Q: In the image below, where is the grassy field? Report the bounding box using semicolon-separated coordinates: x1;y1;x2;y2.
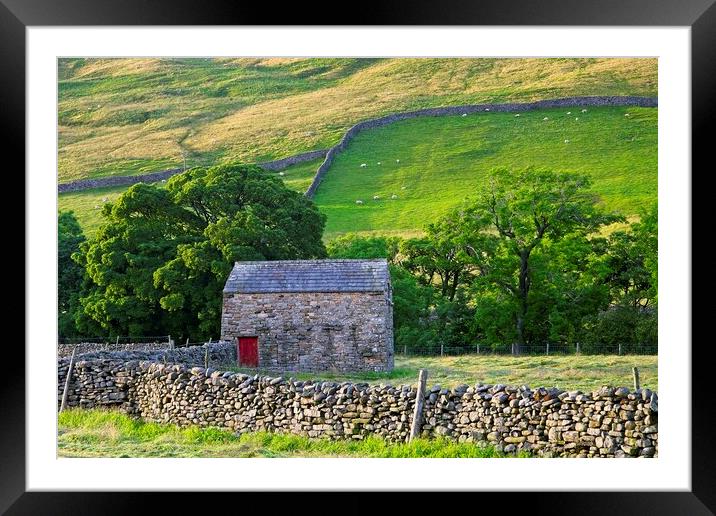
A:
313;106;657;238
225;353;658;393
60;106;656;239
57;158;321;237
58;409;523;458
58;58;657;182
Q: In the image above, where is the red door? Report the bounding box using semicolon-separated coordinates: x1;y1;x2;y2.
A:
238;337;259;367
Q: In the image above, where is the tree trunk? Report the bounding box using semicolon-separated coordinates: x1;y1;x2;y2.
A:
515;251;531;355
449;271;459;301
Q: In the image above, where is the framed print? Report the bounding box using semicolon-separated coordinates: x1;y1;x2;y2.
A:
6;0;712;513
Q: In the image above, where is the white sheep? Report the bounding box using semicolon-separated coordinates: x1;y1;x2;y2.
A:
624;113;631;117
564;139;570;143
581;109;588;113
575;117;579;120
360;163;367;168
94;205;100;209
279;172;285;176
391;194;398;199
373;195;380;200
543;117;549;121
377;162;381;165
355;200;363;205
161;179;167;183
484;108;490;111
401;186;407;190
514;114;521;117
461;113;467;117
102;197;108;202
566;111;572;115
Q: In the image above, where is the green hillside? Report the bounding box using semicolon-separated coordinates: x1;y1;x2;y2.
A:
58;57;657;182
311;105;657;238
59;106;656;238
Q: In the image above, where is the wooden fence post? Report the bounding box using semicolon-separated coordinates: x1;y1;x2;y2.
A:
632;367;640;391
546;342;550;355
440;344;444;357
115;335;120;346
618;343;622;356
404;344;407;355
408;369;428;442
576;342;581;355
59;345;78;413
476;343;480;355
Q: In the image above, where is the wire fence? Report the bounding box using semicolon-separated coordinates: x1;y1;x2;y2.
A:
397;342;657;357
58;336;657;359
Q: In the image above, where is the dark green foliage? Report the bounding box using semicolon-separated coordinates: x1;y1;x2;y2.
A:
58;211;86;337
73;163;326;340
325;233;400;261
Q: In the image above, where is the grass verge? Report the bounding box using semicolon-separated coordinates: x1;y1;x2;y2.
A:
224;354;658;392
58;409;525;458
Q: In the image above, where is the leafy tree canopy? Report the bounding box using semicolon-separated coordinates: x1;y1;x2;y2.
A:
73;163;326;340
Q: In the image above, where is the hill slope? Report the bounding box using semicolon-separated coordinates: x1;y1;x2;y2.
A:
58;58;657;182
310;105;657;238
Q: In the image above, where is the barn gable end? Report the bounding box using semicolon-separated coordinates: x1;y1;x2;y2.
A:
221;259;394;373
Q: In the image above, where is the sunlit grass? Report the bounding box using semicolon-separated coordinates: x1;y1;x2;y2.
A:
313;106;657;237
225;354;657;392
58;409;525;458
58;57;657;182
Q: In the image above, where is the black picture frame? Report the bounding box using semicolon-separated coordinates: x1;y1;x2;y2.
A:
6;1;711;513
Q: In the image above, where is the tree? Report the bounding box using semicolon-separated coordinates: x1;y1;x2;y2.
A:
326;233;400;261
579;204;658;353
74;163;326;340
603;203;658;308
58;211;86;337
399;215;473;301
461;167;621;353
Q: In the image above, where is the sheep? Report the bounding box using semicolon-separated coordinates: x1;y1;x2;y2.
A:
395;159;400;163
514;114;521;117
102;197;108;202
391;194;398;200
377;162;381;165
484;108;490;111
360;163;367;168
94;205;100;209
461;113;468;117
566;111;572;115
161;179;167;183
575;117;579;120
279;172;285;176
543;117;549;121
401;186;407;190
581;109;588;113
564;139;570;143
624;113;631;117
355;200;364;205
373;195;380;200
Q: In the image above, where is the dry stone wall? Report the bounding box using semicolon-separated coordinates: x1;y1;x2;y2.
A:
59;96;656;196
58;341;173;359
57;149;328;193
58;356;657;457
304;95;658;198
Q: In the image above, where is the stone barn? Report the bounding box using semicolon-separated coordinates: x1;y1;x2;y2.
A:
221;259;394;373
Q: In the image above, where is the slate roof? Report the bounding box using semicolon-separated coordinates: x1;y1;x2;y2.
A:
223;259;390;294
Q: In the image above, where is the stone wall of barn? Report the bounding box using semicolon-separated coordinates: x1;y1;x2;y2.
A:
220;291;394;373
58;357;658;458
